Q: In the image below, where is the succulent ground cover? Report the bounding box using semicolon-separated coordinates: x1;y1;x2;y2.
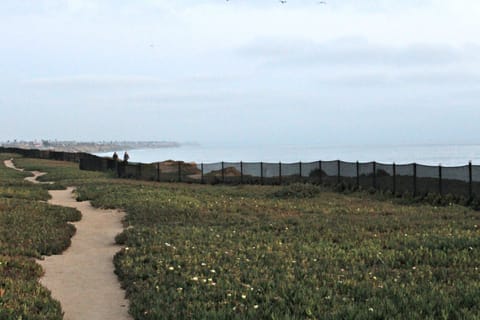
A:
4;157;480;319
0;155;85;319
75;179;480;318
13;157;113;188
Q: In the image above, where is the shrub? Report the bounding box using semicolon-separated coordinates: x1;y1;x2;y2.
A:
271;183;321;199
423;192;446;206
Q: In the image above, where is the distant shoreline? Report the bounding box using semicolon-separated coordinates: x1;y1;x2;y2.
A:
0;141;183;154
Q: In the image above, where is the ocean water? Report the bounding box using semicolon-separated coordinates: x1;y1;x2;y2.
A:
97;144;480;167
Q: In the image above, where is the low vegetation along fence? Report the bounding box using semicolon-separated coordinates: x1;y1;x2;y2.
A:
2;146;480;201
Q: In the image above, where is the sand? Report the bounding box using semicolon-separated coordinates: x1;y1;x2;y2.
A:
3;159;132;320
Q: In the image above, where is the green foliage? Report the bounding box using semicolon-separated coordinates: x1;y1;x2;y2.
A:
0;199;80;257
0;154;50;200
271;183;321;199
0;154;84;319
14;157;112;189
76;179;480;319
3;154;480;319
0;256;63;320
0;278;63;320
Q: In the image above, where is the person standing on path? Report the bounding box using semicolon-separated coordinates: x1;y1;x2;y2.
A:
123;152;129;163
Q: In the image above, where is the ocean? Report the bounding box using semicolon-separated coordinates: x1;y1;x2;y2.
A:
96;144;480;167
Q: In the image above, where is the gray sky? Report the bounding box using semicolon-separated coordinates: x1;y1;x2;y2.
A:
2;0;480;146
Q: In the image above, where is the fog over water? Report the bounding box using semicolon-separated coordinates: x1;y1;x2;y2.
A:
97;143;480;166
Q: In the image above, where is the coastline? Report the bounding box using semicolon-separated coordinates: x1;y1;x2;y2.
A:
0;141;181;154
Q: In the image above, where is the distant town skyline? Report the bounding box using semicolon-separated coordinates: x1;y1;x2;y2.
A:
2;0;480;147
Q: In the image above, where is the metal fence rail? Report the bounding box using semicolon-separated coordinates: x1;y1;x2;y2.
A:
1;147;479;200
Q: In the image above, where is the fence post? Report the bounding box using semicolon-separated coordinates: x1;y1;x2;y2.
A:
299;161;302;181
356;161;360;189
221;161;225;183
260;162;264;185
240;161;243;184
116;161;120;178
393;163;396;195
469;161;473;198
279;162;282;184
318;160;322;185
337;160;341;184
178;162;182;182
201;163;204;184
157;162;160;182
118;161;125;177
438;164;442;195
413;163;417;197
138;163;142;179
372;161;377;189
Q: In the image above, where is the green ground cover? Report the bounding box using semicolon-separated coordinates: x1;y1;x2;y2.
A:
0;155;84;319
73;179;480;318
14;157;112;188
0;155;50;201
3;157;480;319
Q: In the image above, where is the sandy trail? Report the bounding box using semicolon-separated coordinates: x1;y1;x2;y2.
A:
4;159;53;184
3;159;131;320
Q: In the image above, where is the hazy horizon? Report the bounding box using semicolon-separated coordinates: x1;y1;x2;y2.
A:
2;0;480;147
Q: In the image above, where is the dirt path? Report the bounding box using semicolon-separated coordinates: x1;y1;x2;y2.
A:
4;159;52;184
4;159;131;320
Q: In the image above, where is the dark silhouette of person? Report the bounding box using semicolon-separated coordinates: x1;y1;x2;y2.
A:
112;152;119;161
123;151;130;163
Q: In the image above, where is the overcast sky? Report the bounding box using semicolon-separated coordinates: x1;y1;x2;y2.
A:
1;0;480;146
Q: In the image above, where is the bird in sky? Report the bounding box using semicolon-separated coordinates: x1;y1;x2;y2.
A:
223;0;328;5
